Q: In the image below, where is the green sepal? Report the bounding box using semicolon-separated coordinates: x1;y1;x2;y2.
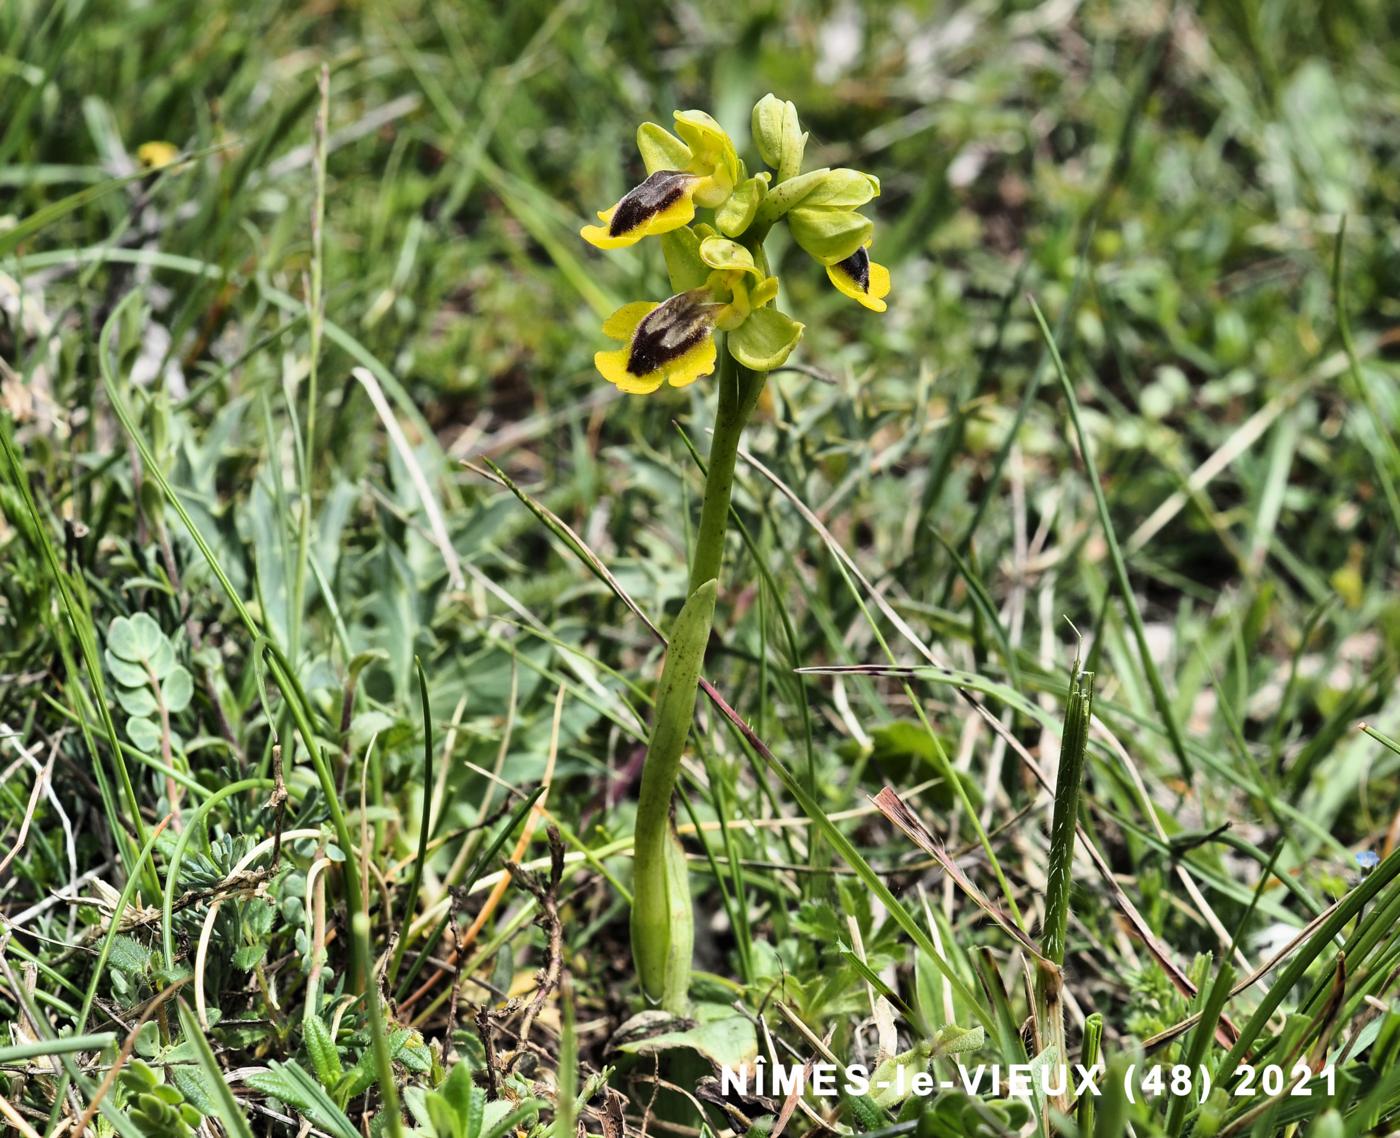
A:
673;109;739;185
698;235;759;275
637;122;692;174
715;172;768;237
788;206;873;264
756;166;831;222
799;168;880;208
659;226;710;291
752;93;807;183
730;307;804;371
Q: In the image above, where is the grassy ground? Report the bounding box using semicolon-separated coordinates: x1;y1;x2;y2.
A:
3;0;1400;1135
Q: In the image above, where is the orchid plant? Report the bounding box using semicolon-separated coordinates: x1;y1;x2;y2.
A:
582;95;888;1013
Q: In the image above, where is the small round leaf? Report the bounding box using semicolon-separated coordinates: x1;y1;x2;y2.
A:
162;666;193;713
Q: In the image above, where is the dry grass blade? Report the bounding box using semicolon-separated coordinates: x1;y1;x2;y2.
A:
871;787;1045;960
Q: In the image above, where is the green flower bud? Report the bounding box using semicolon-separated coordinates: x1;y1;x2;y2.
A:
751;93;807;183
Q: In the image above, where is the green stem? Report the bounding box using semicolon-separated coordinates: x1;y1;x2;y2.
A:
689;342;765;594
632;339;764;1013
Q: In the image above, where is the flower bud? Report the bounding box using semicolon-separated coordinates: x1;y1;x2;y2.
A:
752;93;807;183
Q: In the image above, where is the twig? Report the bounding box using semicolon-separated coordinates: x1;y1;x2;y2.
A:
504;827;566;1070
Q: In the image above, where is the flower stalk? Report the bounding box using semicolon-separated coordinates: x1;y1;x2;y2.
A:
688;344;766;593
631;341;768;1012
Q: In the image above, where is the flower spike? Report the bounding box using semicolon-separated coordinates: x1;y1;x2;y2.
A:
826;242;891;313
584;97;884;398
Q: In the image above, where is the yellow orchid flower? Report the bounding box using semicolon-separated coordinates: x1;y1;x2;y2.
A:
825;241;891;313
581;111;743;250
594;235;799;395
581;170;704;250
594;292;719;395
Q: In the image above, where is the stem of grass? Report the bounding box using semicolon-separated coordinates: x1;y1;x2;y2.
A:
1035;663;1094;1114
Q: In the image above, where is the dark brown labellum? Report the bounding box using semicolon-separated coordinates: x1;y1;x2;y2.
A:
627;292;712;376
610;170;692;237
834;246;871;291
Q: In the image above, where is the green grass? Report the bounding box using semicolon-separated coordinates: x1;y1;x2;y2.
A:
3;1;1400;1136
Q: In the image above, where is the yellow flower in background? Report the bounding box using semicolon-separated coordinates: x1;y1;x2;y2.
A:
825;241;891;312
595;293;719;395
136;141;181;170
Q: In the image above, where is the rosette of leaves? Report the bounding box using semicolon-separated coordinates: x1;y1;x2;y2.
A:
105;613;192;754
402;1060;543;1138
117;1060;203;1138
913;1091;1033;1138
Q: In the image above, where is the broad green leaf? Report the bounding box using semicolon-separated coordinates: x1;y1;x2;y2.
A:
148;637;176;679
612;1002;757;1069
107;616;140;660
127;613;166;659
117;685;159;718
105;649;148;687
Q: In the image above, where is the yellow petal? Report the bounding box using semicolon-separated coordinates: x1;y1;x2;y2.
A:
596;348;664;394
867;260;892;305
661;333;717;388
602;301;659;340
